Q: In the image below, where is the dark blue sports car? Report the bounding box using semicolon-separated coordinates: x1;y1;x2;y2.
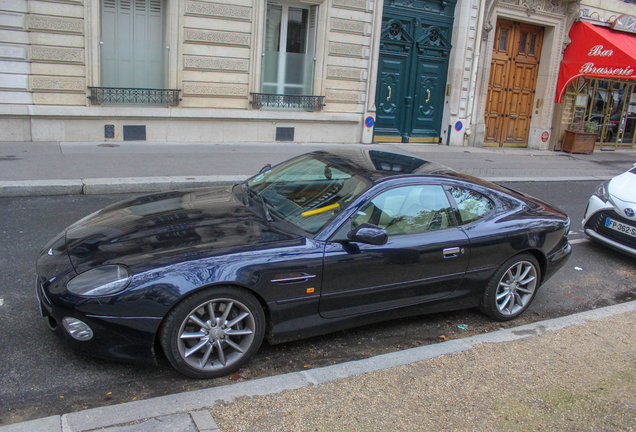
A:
36;149;571;378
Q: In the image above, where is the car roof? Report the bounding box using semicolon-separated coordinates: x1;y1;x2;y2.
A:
311;148;495;188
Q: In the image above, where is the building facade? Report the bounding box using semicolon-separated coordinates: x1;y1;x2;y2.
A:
0;0;633;147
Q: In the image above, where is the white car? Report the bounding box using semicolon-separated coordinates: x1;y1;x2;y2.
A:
583;163;636;257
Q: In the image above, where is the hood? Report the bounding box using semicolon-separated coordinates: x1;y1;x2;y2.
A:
609;168;636;205
65;185;294;272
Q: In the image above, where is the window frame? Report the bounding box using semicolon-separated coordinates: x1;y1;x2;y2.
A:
446;185;496;226
261;1;318;96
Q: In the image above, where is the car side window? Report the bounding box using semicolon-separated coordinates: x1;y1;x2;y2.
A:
352;185;456;236
450;186;494;224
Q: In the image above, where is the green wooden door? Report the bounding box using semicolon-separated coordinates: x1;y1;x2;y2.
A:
374;0;455;143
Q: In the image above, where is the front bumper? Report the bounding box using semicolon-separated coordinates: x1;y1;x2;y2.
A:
36;275;161;364
582;195;636;257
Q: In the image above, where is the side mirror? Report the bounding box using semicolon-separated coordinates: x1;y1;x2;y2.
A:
259;164;272;174
347;223;388;246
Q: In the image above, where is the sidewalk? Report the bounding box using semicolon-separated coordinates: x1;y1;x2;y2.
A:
3;301;635;432
1;141;635;197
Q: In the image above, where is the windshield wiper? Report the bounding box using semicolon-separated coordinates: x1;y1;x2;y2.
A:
257;192;273;222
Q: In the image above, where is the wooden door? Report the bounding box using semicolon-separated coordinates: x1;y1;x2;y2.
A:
485;20;543;147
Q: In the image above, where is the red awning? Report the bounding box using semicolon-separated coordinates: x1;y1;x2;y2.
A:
555;21;636;103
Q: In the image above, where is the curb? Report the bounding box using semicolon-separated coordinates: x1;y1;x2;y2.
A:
0;175;609;198
0;176;248;197
3;301;635;432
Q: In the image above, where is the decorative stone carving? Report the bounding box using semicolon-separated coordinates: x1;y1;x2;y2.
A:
183;83;248;97
183;56;249;72
30;76;85;92
28;15;84;34
29;46;84;64
329;42;366;58
332;0;368;11
185;1;251;21
326;90;360;103
499;0;569;15
331;18;366;35
184;29;250;46
37;0;83;4
327;66;364;81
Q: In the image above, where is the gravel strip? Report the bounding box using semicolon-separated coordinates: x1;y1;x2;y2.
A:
208;311;636;431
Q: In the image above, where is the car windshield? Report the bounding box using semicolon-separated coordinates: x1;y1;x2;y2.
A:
245;154;371;234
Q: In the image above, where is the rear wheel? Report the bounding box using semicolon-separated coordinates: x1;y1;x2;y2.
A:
160;286;265;379
479;254;540;321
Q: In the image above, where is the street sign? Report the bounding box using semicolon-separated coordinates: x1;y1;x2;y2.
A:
541;131;549;142
454;121;462;132
365;116;375;128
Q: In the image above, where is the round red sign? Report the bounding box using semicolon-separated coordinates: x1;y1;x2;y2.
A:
541;131;549;142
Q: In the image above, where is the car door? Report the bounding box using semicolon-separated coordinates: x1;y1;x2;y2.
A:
319;184;471;318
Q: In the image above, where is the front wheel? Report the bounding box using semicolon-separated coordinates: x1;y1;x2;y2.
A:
160;286;265;379
479;254;541;321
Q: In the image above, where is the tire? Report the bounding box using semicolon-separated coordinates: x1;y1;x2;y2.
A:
479;254;541;321
160;286;265;379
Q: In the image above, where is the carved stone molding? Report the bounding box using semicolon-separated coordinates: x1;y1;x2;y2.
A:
329;42;367;58
29;46;84;64
327;66;365;81
183;82;248;97
28;14;84;34
184;29;250;46
499;0;570;16
183;55;249;72
185;1;251;21
332;0;368;12
331;18;367;35
30;76;85;92
38;0;83;4
325;90;360;103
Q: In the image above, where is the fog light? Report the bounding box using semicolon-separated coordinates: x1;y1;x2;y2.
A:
62;317;93;341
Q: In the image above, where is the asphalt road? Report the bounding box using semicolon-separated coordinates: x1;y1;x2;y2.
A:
1;180;635;426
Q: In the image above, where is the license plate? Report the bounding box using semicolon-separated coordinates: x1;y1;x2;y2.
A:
605;217;636;238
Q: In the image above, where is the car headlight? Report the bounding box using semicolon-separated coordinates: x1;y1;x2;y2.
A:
67;265;132;297
593;181;611;203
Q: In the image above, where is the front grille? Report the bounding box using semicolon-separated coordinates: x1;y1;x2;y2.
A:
36;276;52;308
586;210;636;248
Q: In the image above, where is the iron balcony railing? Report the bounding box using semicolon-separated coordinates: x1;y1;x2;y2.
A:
250;93;325;111
88;87;182;107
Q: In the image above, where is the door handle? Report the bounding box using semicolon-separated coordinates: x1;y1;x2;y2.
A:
426;89;430;103
443;247;460;258
387;86;391;101
510;114;518;119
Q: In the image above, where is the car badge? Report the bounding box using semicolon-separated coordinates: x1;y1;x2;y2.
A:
48;248;53;256
625;208;635;218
